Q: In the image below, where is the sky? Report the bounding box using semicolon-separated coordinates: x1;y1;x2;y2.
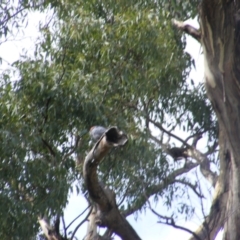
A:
0;12;223;240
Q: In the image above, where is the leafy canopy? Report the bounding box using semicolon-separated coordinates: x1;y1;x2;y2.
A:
0;0;215;239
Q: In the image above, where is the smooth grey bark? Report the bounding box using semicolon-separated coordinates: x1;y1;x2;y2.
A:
188;1;240;239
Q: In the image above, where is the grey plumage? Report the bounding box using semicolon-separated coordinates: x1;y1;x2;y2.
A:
89;126;107;142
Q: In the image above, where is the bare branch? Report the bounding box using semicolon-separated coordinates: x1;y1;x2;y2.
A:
186;148;218;187
147;117;191;147
142;189;202;240
66;205;90;230
204;140;218;155
172;19;201;42
156;215;202;240
54;215;60;236
192;134;203;147
41;138;56;157
124;161;198;217
150;131;188;160
61;216;67;239
102;229;114;240
38;216;62;240
149;119;218;187
83;127;128;210
63;135;81;162
83;126;140;240
71;207;92;240
175;179;204;199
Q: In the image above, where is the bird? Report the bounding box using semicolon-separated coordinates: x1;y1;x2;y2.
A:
89;126;107;142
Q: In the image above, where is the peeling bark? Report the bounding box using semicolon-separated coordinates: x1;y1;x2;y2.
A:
174;1;240;239
194;1;240;239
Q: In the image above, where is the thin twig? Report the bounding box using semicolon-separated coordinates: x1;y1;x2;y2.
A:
140;184;202;240
61;215;67;239
147;117;191;147
66;205;90;231
41;138;56;157
175;179;204;199
63;135;81;162
70;207;92;240
147;200;202;240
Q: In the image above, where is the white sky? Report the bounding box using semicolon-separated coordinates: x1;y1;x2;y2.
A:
0;13;223;240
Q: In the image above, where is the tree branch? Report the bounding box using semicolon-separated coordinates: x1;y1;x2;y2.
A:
175;179;204;199
124;161;198;217
41;138;56;157
188;181;227;240
150;128;218;187
66;205;90;231
141;187;202;240
63;135;81;162
38;216;62;240
185;148;218;187
172;19;201;42
189;128;230;240
83;126;140;240
149;124;218;190
156;215;202;240
71;207;92;240
147;117;191;147
61;215;67;239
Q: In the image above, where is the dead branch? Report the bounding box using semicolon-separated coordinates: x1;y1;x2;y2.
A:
83;126;140;240
204;140;218;155
150;129;218;187
157;215;202;240
192;134;203;147
153;211;201;240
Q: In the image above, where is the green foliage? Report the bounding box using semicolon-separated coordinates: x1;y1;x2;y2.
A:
0;0;215;239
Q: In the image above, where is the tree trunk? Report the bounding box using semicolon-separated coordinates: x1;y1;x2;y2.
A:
200;0;240;239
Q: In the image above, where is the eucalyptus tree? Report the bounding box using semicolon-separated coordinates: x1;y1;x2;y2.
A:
1;0;238;240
